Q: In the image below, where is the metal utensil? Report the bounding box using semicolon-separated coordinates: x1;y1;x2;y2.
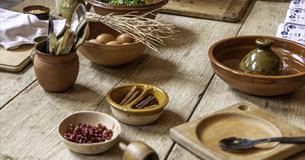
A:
219;136;305;152
46;18;54;54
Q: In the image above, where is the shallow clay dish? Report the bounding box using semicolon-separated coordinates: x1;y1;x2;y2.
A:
89;0;168;18
170;101;305;160
58;111;121;154
77;22;146;66
106;84;169;125
23;5;50;20
209;35;305;96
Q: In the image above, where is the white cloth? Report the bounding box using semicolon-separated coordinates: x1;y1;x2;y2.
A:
0;8;66;49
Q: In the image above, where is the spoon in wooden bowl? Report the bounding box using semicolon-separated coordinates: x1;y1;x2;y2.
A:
219;136;305;152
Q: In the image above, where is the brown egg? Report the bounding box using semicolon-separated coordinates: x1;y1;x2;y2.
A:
116;34;134;44
106;41;120;45
88;39;101;44
96;33;115;44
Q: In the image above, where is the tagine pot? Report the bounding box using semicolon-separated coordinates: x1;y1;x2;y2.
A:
240;38;283;75
34;41;79;92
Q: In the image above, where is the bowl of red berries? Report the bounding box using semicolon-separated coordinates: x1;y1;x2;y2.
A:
58;111;121;154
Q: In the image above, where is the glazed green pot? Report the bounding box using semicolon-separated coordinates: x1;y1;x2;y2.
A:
61;0;83;23
240;39;283;75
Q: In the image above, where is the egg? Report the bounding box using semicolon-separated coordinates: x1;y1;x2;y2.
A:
116;34;134;44
88;39;101;44
96;33;115;44
106;41;120;45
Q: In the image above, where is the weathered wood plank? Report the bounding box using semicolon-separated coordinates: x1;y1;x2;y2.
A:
168;1;305;160
0;14;242;159
0;0;56;109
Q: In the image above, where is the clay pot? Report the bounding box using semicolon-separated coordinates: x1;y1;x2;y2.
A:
34;41;79;92
240;38;283;75
89;0;168;18
208;35;305;96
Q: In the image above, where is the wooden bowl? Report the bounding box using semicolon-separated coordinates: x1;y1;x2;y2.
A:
208;35;305;96
106;84;169;125
77;22;146;66
58;111;121;154
89;0;168;18
23;5;50;20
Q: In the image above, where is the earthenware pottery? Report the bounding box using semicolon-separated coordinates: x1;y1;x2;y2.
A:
34;41;79;92
58;111;121;154
30;36;48;62
208;35;305;96
119;141;159;160
89;0;168;19
23;5;50;20
106;84;169;125
77;22;146;66
61;0;83;23
240;38;283;75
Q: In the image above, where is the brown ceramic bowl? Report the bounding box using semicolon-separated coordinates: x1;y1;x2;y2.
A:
34;41;79;92
89;0;168;18
208;35;305;96
77;22;146;66
23;5;50;20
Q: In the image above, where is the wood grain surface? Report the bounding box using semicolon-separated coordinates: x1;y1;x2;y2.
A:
1;0;304;160
0;14;242;160
161;0;252;22
168;1;305;160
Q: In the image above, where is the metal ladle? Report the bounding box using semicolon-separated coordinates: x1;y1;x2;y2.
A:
219;136;305;152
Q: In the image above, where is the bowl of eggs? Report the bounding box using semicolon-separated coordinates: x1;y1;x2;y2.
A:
77;22;146;66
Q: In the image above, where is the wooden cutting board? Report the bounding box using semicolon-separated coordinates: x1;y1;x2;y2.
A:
170;101;305;160
161;0;252;22
0;45;33;72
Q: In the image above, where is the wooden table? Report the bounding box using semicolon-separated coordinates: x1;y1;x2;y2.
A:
1;0;304;159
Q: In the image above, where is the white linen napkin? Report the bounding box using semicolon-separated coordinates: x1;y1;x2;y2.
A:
0;8;66;49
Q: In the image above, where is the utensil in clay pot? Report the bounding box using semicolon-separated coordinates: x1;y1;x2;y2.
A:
34;41;79;92
89;0;168;19
119;141;159;160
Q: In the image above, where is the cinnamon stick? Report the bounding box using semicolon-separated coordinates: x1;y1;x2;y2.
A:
133;95;155;109
120;86;137;105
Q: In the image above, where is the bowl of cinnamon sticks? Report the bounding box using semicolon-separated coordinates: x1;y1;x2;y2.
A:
106;84;169;125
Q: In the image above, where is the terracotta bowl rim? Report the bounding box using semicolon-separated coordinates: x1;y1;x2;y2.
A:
208;35;305;79
85;40;144;48
23;5;50;15
58;111;121;146
106;83;169;114
90;0;168;10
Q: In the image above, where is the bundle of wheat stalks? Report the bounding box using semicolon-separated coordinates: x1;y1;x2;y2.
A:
85;11;176;52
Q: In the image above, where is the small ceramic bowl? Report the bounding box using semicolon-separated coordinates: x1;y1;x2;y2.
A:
23;5;50;20
106;84;169;125
77;22;146;66
89;0;168;18
208;35;305;96
58;111;121;154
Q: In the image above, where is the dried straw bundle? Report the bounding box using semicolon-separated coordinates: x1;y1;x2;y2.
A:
85;11;176;52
